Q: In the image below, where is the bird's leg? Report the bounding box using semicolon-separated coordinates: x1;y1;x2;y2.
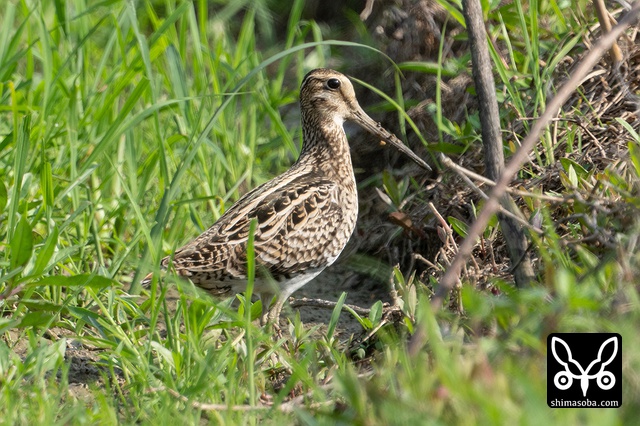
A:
259;292;275;326
268;297;286;326
259;292;288;339
268;299;287;340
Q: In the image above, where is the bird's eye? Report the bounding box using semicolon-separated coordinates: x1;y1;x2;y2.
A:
326;78;341;90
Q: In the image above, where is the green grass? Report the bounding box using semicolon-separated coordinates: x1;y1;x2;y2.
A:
1;0;640;424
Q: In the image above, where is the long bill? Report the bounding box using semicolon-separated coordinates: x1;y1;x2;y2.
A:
351;107;432;171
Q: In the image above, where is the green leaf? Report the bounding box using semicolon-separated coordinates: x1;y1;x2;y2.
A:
487;212;499;229
53;0;67;35
560;158;588;179
435;0;465;26
8;115;30;239
0;179;7;215
30;274;119;290
67;306;104;322
398;61;458;77
616;117;640;142
567;165;578;187
369;300;383;325
0;267;23;285
326;292;347;340
407;284;417;318
629;141;640;178
428;142;466;155
18;299;69;315
382;170;400;207
393;266;406;287
32;226;58;276
17;311;56;328
448;216;468;238
0;318;19;335
10;215;33;269
41;161;54;210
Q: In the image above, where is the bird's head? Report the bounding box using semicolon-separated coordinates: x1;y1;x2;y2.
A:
299;68;431;171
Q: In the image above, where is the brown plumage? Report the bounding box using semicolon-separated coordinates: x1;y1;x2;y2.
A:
148;68;430;323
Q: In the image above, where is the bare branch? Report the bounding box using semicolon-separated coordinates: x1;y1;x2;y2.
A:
461;0;535;288
289;297;372;316
594;0;624;63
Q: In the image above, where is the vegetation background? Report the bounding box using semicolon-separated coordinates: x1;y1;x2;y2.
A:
1;0;639;423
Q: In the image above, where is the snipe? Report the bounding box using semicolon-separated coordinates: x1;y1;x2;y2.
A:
148;68;430;324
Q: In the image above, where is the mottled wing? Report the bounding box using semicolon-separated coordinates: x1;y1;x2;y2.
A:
165;172;344;286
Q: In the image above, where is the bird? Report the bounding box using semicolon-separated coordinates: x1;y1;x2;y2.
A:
147;68;431;325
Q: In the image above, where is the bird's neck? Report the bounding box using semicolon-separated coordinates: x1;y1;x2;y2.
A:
299;114;353;176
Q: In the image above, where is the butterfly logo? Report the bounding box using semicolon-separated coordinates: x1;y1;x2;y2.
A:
551;336;617;397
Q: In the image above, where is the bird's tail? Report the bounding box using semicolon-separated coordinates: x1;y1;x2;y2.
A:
140;272;155;288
